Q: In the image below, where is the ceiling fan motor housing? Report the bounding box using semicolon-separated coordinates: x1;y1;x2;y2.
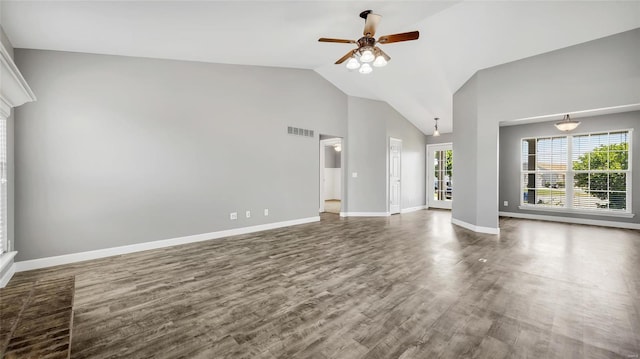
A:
357;37;376;47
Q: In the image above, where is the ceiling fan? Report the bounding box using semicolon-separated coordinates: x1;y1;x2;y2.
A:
318;10;419;74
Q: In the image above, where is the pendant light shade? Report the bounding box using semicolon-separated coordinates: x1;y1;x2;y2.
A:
554;114;580;132
433;117;440;136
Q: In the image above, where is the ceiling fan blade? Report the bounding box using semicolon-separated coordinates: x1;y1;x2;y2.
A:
377;31;419;44
318;37;356;44
375;47;391;61
363;13;382;36
335;49;356;64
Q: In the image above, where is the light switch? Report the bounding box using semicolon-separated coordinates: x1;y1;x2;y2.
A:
352;172;358;178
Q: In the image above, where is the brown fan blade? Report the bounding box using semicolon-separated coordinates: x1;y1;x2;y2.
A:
377;31;419;44
318;38;356;44
363;13;382;36
335;49;356;64
375;47;391;61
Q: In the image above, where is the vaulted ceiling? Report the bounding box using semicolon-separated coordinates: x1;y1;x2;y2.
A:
2;1;639;134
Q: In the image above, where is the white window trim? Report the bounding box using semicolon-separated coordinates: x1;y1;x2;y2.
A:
518;204;635;218
520;128;633;218
0;42;37;255
0;117;6;255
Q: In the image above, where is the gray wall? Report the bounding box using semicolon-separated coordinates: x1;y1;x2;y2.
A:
14;49;348;261
324;146;341;168
386;101;427;210
452;75;480;226
453;28;640;231
346;96;426;213
346;97;387;212
426;133;453;145
500;111;639;224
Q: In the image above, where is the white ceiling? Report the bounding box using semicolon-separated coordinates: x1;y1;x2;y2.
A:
2;1;639;135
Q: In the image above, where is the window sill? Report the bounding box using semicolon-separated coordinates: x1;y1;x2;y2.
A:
518;205;635;218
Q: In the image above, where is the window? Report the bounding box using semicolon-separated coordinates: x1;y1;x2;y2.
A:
521;130;631;214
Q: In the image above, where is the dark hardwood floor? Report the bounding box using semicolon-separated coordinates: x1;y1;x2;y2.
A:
3;210;640;358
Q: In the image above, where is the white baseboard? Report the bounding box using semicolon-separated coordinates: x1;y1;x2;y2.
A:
340;212;391;217
400;205;427;214
15;216;320;272
499;211;640;230
0;251;17;288
451;218;500;234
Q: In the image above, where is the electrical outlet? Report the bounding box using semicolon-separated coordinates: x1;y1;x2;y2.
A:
503;201;508;207
230;212;237;220
264;209;269;216
246;210;251;218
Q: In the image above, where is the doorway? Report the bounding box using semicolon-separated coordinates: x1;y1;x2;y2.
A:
427;143;453;209
319;137;343;214
389;138;402;214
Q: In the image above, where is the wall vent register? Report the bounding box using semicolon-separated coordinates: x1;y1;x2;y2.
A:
288;126;314;138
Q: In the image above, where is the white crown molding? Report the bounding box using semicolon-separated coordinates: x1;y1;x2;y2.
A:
15;216;319;272
0;42;36;118
499;211;640;230
451;218;500;235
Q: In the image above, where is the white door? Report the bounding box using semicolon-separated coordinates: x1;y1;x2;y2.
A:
427;143;453;209
389;138;402;214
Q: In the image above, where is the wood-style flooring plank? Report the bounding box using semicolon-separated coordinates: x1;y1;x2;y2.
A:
2;210;639;358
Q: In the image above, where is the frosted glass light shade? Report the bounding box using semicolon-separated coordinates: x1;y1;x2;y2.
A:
359;63;373;74
360;50;375;63
554;114;580;131
373;55;387;67
345;57;360;70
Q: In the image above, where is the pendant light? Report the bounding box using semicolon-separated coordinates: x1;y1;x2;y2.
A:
433;117;440;136
554;114;580;132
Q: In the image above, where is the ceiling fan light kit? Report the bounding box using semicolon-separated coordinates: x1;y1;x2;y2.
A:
346;57;360;70
360;49;375;63
359;63;373;74
318;10;419;74
373;55;388;67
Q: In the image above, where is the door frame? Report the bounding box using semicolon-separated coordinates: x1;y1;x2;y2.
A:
388;137;402;214
426;143;453;209
319;137;343;213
